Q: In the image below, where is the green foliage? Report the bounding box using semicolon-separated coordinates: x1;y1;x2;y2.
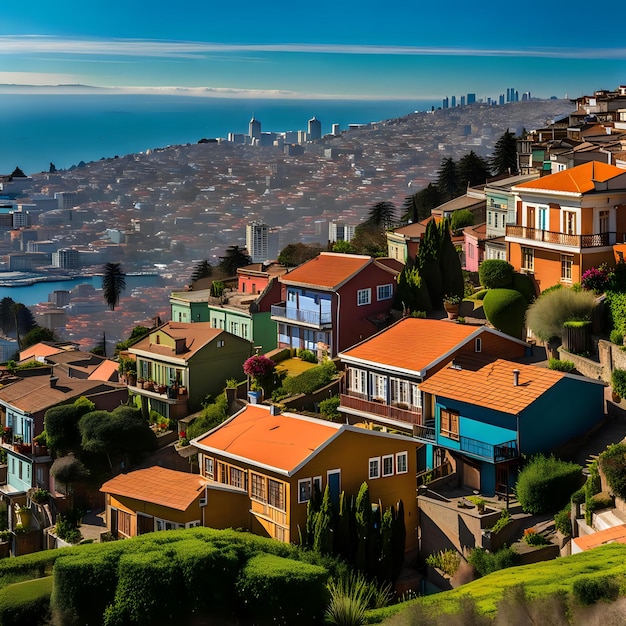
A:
354;482;372;575
190;259;213;283
612;369;626;399
278;360;337;398
483;288;528;338
365;201;397;229
394;265;432;314
548;358;576;373
438;219;465;301
50;456;90;493
491;129;518;176
313;486;334;555
218;245;252;276
511;272;536;303
236;553;329;625
610;329;624;345
468;546;517;577
525;288;596;342
449;209;474;231
44;398;94;456
298;348;317;363
186;394;229;439
332;239;356;254
523;530;549;546
491;509;511;534
458;150;492;189
479;259;514;289
102;262;126;311
467;288;489;300
571;488;586;505
20;325;58;349
572;574;620;605
599;443;626;499
585;493;614;525
515;455;583;514
30;489;49;504
554;506;572;536
319;395;341;421
277;242;323;267
416;220;444;308
425;550;461;577
0;576;52;626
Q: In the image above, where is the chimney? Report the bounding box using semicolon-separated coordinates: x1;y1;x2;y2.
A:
50;376;59;388
513;369;520;386
270;404;281;416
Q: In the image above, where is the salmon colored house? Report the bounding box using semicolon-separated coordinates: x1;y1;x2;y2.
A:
506;161;626;291
192;404;420;551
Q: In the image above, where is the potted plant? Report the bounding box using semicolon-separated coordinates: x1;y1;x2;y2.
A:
443;294;461;320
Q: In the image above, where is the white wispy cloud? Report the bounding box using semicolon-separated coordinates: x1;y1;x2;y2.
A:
0;35;624;60
0;71;78;84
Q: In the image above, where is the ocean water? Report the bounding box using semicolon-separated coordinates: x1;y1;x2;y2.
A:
0;94;439;175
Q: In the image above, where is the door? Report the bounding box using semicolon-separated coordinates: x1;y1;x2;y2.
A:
526;206;535;233
327;470;341;509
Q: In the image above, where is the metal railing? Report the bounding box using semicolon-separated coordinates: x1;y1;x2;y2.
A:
506;226;616;248
459;436;518;462
340;393;422;425
271;304;332;327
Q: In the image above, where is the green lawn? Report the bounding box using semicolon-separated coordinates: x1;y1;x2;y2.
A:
275;357;317;377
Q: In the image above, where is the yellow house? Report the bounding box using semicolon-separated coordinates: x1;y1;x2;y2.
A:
100;466;249;537
192;404;420;552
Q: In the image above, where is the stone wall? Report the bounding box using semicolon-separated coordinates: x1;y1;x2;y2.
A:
557;346;605;382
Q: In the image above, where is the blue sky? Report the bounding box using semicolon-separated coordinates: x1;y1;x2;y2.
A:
1;0;623;99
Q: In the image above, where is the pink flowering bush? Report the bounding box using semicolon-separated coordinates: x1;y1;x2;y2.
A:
581;264;611;293
243;355;276;391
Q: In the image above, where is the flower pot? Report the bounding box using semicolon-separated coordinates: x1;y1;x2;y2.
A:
444;303;459;320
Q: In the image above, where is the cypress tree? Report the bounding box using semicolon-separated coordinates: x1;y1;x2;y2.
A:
379;506;394;582
355;482;372;572
313;485;334;555
392;500;407;579
305;482;323;548
417;220;444;309
336;491;356;562
438;218;465;300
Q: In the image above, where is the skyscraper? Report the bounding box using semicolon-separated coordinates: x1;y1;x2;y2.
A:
467;93;476;104
442;97;449;109
308;116;322;141
451;96;456;107
246;221;269;263
249;115;261;141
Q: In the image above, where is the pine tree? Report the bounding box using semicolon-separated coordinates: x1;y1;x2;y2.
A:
379;506;394;582
394;266;432;314
102;262;126;311
458;150;492;189
402;184;442;223
392;500;406;579
190;259;213;283
436;157;459;202
491;129;519;176
336;491;356;562
218;245;252;276
365;201;397;229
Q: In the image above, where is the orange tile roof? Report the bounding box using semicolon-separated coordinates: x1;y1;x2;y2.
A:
19;342;67;362
514;161;626;194
573;524;626;552
280;252;372;290
419;357;564;414
130;322;226;359
88;359;119;382
100;466;209;511
340;318;479;374
195;405;340;474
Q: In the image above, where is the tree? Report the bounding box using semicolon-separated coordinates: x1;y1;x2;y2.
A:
102;262;126;311
331;240;355;254
10;166;26;178
277;243;323;267
491;129;518;176
218;245;252;276
190;260;213;283
402;184;441;223
365;201;397;229
436;157;459;202
458;151;491;189
416;220;444;309
313;485;334;555
21;326;58;349
438;219;465;301
49;162;56;173
354;482;372;573
350;223;387;257
394;266;432;314
450;209;475;232
45;397;95;456
50;454;90;498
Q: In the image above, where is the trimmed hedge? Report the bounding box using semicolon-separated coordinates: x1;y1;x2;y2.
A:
483;288;528;338
479;260;514;289
0;576;52;626
572;574;620;605
515;455;583;514
236;553;329;625
548;358;576;373
511;272;537;303
278;361;336;398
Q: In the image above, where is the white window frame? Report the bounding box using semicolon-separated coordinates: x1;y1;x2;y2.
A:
377;284;393;301
561;254;572;282
396;451;408;474
382;454;394;477
370;373;387;401
204;456;214;480
411;383;422;409
521;247;534;272
369;457;381;479
390;377;410;405
298;478;312;504
349;367;367;394
357;288;371;306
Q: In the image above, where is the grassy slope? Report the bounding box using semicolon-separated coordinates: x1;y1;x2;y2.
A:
367;543;626;622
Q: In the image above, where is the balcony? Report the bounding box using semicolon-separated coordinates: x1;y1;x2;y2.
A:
340;392;422;426
271;303;332;329
131;381;188;405
506;226;617;250
459;436;518;463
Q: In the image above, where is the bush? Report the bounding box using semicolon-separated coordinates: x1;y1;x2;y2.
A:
483;288;528;338
319;395;340;421
548;358;576;373
598;443;626;499
554;506;572;536
526;288;597;342
523;528;549;546
281;361;337;397
467;288;489;301
511;272;537;303
572;574;620;605
515;455;583;514
606;290;626;335
468;546;517;577
479;260;514;289
236;553;329;625
491;508;511;534
610;329;624;345
450;209;474;231
297;349;317;363
612;370;626;400
425;549;460;577
581;264;611;294
0;576;52;626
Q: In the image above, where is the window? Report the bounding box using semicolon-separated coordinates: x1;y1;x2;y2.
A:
382;454;394;477
298;478;312;503
493;213;498;229
487;211;492;226
349;368;367;395
521;247;534;272
357;288;371;306
242;324;249;339
563;211;576;235
118;510;132;537
370;373;387;401
230;321;239;335
440;409;460;440
390;378;410;406
377;284;393;301
411;383;422;408
230;467;244;489
475;337;482;352
251;473;266;502
396;452;408;474
217;339;225;348
268;479;285;511
313;476;322;496
600;210;610;233
561;255;572;282
369;457;381;479
204;457;214;479
217;462;228;484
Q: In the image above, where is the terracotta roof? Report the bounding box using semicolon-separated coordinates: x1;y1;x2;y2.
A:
280;252;373;290
339;318;480;374
46;350;105;373
19;342;72;362
100;466;209;511
419;357;564;414
514;161;626;194
195;405;340;474
572;524;626;552
88;359;119;382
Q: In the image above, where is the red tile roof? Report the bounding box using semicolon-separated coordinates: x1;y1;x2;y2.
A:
280;252;373;290
419;357;564;414
573;524;626;552
195;405;340;474
339;318;480;374
130;322;226;359
514;161;626;194
100;466;209;511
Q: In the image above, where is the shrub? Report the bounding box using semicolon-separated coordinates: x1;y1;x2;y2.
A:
282;361;337;397
585;493;614;525
491;508;511;534
598;443;626;499
450;208;474;231
297;349;317;363
483;288;528;338
468;546;517;577
467;288;489;301
606;290;626;335
573;574;620;605
612;369;626;400
319;395;340;421
554;506;572;536
548;358;576;373
0;576;52;626
511;272;537;303
425;549;461;577
526;288;596;342
515;455;583;514
479;259;514;289
610;329;624;345
523;528;549;546
236;553;329;624
581;264;611;293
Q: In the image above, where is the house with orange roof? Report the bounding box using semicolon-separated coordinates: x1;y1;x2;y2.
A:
100;466;249;538
191;404;419;550
386;220;427;263
506;161;626;291
128;322;252;419
270;252;402;357
418;356;604;495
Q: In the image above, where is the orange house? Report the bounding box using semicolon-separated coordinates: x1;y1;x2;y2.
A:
192;404;420;552
506;161;626;291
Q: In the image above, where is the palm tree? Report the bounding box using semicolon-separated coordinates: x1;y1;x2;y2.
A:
190;259;213;283
102;263;126;311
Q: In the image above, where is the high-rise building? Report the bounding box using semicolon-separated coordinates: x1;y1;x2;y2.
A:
499;94;505;105
467;93;476;104
451;96;456;107
328;221;356;243
308;116;322;141
331;123;340;135
246;221;269;263
460;96;466;106
442;97;449;109
249;115;261;141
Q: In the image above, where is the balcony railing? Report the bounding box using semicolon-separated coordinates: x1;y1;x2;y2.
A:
271;303;332;328
506;226;616;249
132;381;188;405
459;436;518;463
340;392;422;425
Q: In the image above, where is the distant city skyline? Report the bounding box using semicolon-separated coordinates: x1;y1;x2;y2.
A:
1;0;623;100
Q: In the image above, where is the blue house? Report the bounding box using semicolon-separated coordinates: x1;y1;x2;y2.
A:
418;356;605;496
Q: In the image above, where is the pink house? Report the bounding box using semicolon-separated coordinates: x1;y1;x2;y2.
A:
463;222;487;272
